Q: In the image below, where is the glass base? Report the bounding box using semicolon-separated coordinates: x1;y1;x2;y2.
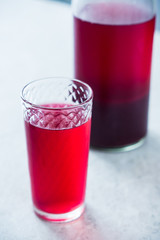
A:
33;204;84;222
92;137;146;152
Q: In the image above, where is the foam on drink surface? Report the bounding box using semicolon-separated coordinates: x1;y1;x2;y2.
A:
78;2;153;25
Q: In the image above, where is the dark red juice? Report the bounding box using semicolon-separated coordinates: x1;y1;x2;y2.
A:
25;104;91;214
74;2;155;148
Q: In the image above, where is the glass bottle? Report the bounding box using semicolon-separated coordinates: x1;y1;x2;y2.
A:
73;0;156;151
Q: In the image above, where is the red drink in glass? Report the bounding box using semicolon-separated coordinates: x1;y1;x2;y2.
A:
22;78;93;222
74;2;155;149
25;105;91;215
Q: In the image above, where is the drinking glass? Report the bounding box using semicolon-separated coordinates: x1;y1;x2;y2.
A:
21;77;93;222
73;0;156;151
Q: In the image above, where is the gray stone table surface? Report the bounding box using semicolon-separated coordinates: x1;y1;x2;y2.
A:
0;0;160;239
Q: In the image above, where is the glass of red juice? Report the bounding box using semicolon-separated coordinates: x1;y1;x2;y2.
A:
73;0;156;151
21;77;93;222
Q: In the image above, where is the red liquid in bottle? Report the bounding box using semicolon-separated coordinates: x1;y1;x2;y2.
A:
25;104;91;214
74;2;155;148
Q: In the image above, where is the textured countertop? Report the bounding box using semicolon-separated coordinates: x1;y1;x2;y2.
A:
0;1;160;239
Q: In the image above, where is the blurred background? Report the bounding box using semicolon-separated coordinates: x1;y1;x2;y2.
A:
156;0;160;30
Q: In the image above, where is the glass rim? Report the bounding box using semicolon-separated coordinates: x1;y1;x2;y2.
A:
21;77;93;110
